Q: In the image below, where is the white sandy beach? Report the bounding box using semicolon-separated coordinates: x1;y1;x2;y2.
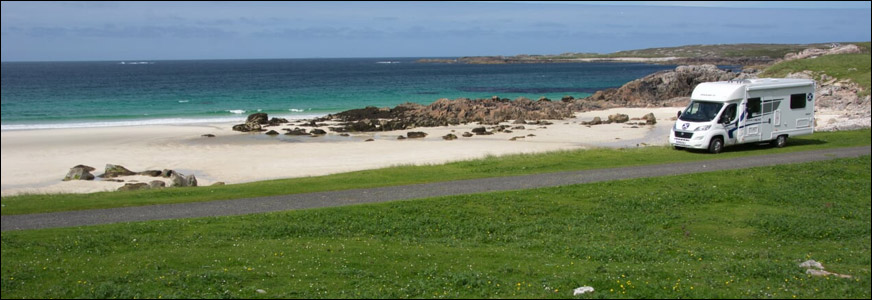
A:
1;107;683;196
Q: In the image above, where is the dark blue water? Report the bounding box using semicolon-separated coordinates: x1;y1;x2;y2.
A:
1;58;676;129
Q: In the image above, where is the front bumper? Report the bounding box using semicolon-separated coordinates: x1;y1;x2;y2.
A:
669;130;708;149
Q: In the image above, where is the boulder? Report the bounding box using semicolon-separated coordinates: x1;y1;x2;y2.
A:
442;133;458;140
232;122;263;132
365;138;375;142
63;166;96;181
462;132;473;137
148;180;166;189
397;135;407;140
608;114;630;123
201;134;216;138
284;128;308;135
642;112;657;125
211;182;226;186
170;172;187;187
309;129;327;135
471;127;487;134
589;116;602;125
185;174;198;187
407;131;428;138
138;170;162;177
246;113;269;125
72;164;96;172
117;183;149;192
100;164;136;178
161;169;175;178
268;117;289;126
265;130;280;136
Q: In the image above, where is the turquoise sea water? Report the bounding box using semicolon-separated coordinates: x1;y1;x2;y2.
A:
1;58;679;130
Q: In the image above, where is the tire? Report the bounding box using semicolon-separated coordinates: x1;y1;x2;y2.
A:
773;135;787;148
673;146;685;150
708;137;724;154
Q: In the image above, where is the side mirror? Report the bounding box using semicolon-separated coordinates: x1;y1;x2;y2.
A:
676;110;682;118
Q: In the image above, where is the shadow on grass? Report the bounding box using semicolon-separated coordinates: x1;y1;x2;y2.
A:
786;138;828;146
684;137;829;154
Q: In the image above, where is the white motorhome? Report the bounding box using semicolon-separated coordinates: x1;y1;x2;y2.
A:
669;78;816;153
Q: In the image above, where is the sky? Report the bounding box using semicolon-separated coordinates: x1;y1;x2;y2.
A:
1;1;870;61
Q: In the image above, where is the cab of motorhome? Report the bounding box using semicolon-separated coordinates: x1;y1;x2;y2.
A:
669;78;815;153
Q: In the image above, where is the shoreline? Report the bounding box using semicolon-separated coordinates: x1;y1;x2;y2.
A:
0;112;331;132
0;107;681;196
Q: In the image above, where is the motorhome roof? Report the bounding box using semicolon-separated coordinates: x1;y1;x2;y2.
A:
691;78;814;102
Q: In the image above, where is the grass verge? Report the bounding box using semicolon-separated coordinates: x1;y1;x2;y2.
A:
2;156;869;298
2;129;869;215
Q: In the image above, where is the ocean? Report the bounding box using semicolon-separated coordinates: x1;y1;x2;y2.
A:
1;58;679;130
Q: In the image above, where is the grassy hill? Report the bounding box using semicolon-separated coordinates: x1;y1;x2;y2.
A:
761;42;871;96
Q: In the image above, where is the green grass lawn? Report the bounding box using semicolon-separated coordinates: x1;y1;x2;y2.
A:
2;129;869;216
2;155;869;298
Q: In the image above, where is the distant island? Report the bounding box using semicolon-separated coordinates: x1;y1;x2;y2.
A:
417;42;844;66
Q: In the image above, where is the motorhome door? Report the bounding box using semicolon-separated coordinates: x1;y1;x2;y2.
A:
759;97;782;141
739;97;762;143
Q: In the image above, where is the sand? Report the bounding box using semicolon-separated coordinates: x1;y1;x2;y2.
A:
1;107;682;196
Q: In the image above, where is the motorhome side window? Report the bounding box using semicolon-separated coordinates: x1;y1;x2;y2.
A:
747;98;761;117
790;93;807;109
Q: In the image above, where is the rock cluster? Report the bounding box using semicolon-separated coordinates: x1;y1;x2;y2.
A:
584;64;748;107
787;71;871;131
61;164;202;192
232;113;289;132
318;97;586;132
580;113;657;126
782;44;861;61
314;64;752;133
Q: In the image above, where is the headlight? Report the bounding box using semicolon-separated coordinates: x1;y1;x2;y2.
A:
694;125;711;131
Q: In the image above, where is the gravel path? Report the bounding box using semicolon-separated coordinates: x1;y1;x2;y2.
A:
3;146;869;231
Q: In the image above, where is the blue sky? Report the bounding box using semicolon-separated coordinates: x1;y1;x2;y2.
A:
1;1;869;61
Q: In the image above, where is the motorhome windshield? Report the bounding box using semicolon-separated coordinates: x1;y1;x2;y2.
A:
679;101;723;122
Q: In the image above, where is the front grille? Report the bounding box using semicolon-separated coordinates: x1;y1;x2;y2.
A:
674;131;693;139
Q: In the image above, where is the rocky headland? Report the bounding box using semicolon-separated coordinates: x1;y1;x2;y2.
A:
305;63;743;132
342;44;868;133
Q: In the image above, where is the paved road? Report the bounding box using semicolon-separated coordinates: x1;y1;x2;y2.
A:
3;146;869;232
